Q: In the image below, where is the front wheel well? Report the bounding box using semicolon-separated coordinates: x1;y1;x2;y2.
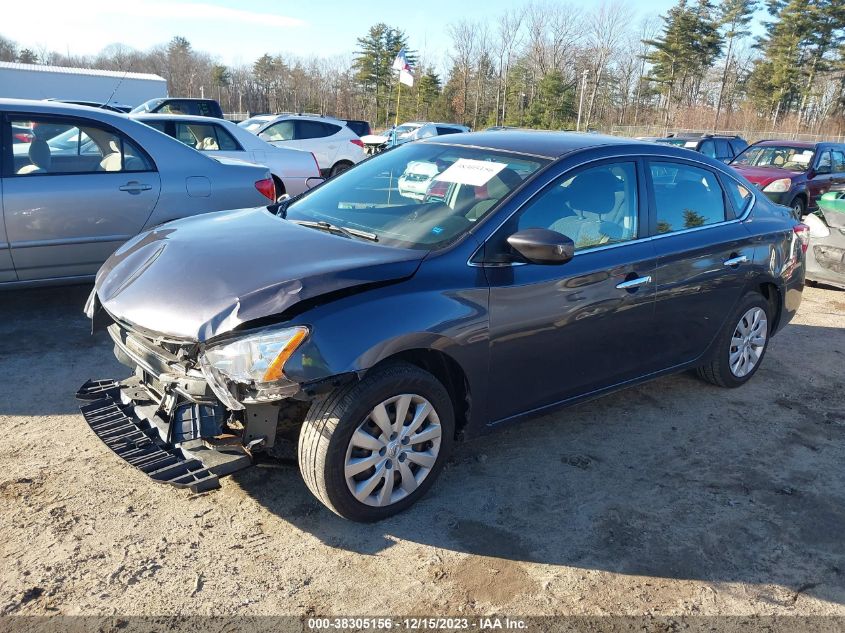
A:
370;349;470;440
791;192;808;206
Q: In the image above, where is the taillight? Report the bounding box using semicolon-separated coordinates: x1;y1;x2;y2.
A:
793;223;810;253
14;132;33;143
350;138;364;148
255;177;275;201
425;180;450;201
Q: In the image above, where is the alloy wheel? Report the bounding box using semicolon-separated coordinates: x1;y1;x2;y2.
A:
344;394;442;507
729;307;768;378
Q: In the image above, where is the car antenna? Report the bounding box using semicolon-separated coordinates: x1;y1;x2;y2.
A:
103;66;131;111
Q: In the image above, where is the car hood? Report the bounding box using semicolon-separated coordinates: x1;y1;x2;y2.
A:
93;208;425;342
731;165;803;187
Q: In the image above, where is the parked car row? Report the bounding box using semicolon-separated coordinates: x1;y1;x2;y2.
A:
642;133;845;222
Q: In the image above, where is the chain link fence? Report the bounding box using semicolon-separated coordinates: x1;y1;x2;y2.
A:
608;125;845;144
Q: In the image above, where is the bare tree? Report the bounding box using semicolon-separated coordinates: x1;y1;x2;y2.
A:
584;0;633;129
494;7;526;126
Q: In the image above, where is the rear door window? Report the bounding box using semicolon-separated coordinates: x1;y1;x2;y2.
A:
296;121;338;139
174;122;241;151
649;161;726;234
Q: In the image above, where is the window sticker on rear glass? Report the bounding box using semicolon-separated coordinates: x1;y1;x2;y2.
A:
684;141;698;148
434;158;507;187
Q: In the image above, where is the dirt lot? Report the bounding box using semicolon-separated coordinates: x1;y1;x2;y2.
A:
1;284;844;619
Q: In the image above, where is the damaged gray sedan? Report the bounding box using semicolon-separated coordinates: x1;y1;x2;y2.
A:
79;131;805;521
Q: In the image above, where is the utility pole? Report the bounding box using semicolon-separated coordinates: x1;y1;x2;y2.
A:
576;69;589;132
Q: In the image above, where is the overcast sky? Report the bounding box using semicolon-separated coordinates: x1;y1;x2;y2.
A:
2;0;695;71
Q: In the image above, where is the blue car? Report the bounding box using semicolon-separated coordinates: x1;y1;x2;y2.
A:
80;131;807;521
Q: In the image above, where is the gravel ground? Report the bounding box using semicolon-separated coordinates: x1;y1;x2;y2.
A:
0;283;844;619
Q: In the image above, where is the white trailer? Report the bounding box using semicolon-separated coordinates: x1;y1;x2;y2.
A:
0;61;167;108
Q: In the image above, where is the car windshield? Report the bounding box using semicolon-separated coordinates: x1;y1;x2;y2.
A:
130;99;163;114
732;145;815;170
285;142;549;250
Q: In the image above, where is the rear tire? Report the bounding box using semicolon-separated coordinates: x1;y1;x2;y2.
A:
298;362;454;522
329;161;353;178
696;292;771;388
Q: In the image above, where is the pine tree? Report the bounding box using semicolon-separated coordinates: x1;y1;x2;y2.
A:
646;0;723;125
749;0;814;122
353;24;415;126
713;0;758;129
17;48;37;64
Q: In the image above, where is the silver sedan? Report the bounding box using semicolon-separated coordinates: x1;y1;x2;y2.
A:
131;113;322;197
1;99;275;287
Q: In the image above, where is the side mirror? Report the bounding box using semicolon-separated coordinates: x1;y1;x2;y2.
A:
507;228;575;265
306;176;325;189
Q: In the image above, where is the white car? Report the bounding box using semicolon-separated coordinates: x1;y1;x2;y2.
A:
398;160;441;200
132;114;322;197
361;122;471;154
239;114;365;177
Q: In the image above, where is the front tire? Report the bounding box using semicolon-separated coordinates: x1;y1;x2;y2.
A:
790;196;806;220
696;293;771;388
298;362;454;522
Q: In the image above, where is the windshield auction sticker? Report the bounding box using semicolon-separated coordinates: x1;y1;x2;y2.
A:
434;159;508;187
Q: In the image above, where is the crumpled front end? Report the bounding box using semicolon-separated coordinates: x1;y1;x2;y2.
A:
76;318;306;492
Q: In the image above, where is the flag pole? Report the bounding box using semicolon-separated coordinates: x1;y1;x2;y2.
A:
395;75;401;127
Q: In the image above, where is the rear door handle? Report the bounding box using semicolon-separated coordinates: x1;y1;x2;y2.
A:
723;255;748;267
616;275;652;290
119;182;152;194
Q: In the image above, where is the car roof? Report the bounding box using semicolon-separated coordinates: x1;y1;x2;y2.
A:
131;113;231;123
752;139;823;149
420;130;643;158
0;97;130;118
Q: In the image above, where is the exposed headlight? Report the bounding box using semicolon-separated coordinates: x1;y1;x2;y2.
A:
199;326;308;408
763;178;792;193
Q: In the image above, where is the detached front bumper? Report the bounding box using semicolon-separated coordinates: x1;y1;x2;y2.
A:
76;377;252;492
75;323;282;492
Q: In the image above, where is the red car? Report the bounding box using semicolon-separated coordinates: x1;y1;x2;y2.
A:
729;140;845;219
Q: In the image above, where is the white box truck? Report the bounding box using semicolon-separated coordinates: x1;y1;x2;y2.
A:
0;61;167;108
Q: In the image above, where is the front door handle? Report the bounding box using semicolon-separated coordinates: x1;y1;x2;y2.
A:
616;275;652;290
723;255;748;267
119;182;152;194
